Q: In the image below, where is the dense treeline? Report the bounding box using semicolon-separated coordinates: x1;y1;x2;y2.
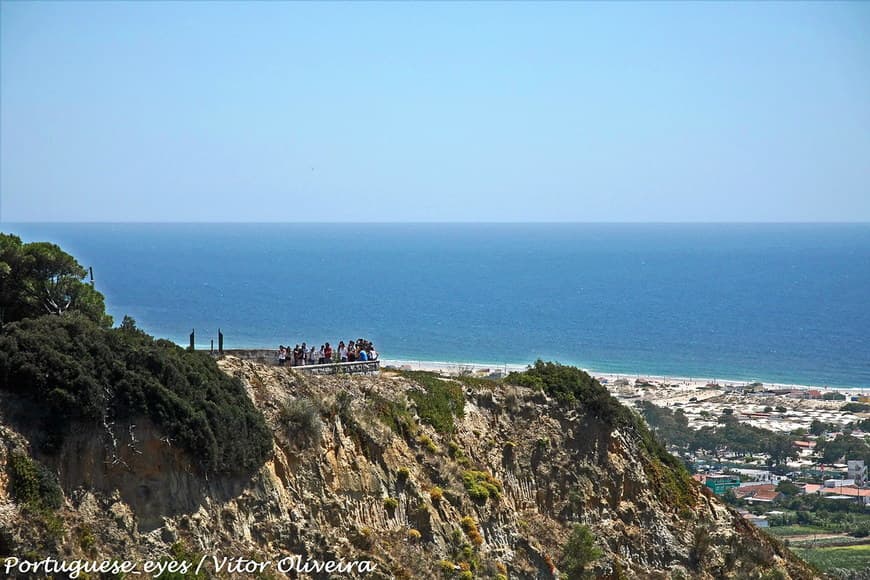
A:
0;313;272;473
639;401;798;465
816;435;870;464
0;234;271;474
641;400;870;466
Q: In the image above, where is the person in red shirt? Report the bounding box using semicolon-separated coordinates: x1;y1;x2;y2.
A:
324;342;333;363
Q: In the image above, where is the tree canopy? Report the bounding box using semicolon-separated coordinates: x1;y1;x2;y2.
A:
0;234;272;474
816;434;870;465
0;233;111;327
642;404;798;466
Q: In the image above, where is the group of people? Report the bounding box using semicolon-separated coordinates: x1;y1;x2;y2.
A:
277;338;378;367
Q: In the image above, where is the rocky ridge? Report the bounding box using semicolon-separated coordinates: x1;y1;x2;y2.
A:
0;356;815;579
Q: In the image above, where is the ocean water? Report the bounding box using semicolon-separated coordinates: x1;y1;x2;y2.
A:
3;223;870;388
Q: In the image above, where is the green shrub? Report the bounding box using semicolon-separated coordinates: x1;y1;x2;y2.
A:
384;497;399;510
78;523;97;553
160;542;208;580
439;560;456;575
560;524;602;579
462;470;502;503
280;397;323;446
397;467;410;480
371;394;417;438
454;375;500;389
430;486;444;502
417;434;438;453
399;371;465;433
6;452;63;511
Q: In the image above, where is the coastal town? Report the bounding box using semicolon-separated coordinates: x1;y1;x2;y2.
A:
618;374;870;575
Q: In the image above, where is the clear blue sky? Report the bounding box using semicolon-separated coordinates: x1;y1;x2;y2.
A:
1;1;868;222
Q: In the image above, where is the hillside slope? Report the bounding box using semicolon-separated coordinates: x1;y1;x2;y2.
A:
0;357;814;579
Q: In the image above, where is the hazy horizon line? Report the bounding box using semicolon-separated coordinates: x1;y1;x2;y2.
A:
4;220;870;226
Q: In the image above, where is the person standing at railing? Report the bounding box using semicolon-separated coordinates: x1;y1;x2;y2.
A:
309;345;317;366
324;342;333;363
278;345;287;366
358;348;368;362
338;341;348;362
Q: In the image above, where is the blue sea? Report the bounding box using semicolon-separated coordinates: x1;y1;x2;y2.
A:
4;223;870;388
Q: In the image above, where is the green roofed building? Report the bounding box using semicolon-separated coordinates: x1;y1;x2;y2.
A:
705;475;741;495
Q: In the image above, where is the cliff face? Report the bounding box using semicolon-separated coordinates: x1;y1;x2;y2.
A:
0;357;813;579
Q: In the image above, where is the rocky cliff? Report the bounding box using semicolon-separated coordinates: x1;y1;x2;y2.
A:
0;357;814;579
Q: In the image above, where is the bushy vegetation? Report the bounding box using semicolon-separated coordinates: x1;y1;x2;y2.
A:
417;434;438;453
0;314;272;473
461;470;502;503
638;400;690;446
453;374;500;390
810;419;836;436
6;451;63;511
399;371;465;433
0;235;272;474
816;434;870;464
0;234;111;327
459;516;483;546
841;402;870;413
641;402;798;466
559;524;602;579
160;541;210;580
371;393;417;438
280;397;323;447
508;361;627;421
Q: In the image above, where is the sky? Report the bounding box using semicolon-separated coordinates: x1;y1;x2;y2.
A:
1;1;869;223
